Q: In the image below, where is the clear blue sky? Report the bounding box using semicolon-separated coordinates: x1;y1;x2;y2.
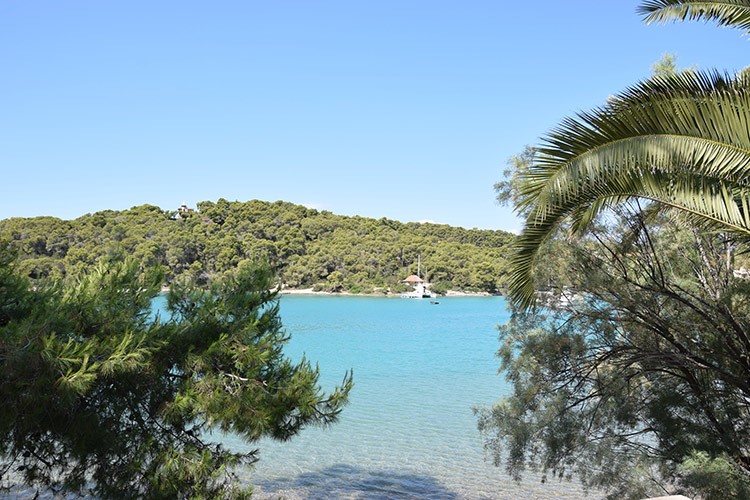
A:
2;1;748;232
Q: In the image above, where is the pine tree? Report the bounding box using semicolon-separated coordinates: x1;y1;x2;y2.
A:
0;246;352;498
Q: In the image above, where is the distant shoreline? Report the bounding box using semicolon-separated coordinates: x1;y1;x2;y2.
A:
278;287;495;297
160;285;496;298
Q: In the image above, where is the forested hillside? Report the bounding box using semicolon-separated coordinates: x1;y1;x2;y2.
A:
0;199;514;294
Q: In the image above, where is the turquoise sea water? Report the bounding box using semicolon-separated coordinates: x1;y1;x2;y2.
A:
218;295;592;500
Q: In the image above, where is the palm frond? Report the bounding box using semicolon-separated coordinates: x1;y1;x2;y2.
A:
509;71;750;309
510;175;750;309
639;0;750;33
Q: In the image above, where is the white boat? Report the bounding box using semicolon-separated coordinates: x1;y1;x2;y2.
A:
400;282;436;299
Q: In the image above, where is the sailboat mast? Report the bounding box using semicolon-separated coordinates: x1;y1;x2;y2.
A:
418;254;421;278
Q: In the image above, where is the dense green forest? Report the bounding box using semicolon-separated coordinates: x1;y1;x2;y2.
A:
0;199;514;294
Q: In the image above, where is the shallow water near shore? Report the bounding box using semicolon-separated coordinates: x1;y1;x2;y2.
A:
215;295;593;499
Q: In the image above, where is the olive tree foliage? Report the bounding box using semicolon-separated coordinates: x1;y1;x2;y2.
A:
477;208;750;499
494;146;536;216
652;52;678;76
650;52;696;77
0;246;352;498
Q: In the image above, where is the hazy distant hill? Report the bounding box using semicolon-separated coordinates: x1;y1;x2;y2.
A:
0;199;514;294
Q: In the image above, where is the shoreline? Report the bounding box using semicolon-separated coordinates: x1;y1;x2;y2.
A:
160;285;496;298
278;287;496;298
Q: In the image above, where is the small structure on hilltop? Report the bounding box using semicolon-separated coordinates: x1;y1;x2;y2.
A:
177;203;194;214
171;202;196;220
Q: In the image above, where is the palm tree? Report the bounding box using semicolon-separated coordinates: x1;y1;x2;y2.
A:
508;1;750;309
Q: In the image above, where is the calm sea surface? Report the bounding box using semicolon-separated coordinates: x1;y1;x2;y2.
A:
216;295;593;500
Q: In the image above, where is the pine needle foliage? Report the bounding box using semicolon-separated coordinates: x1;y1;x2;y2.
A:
0;245;352;498
0;199;515;295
